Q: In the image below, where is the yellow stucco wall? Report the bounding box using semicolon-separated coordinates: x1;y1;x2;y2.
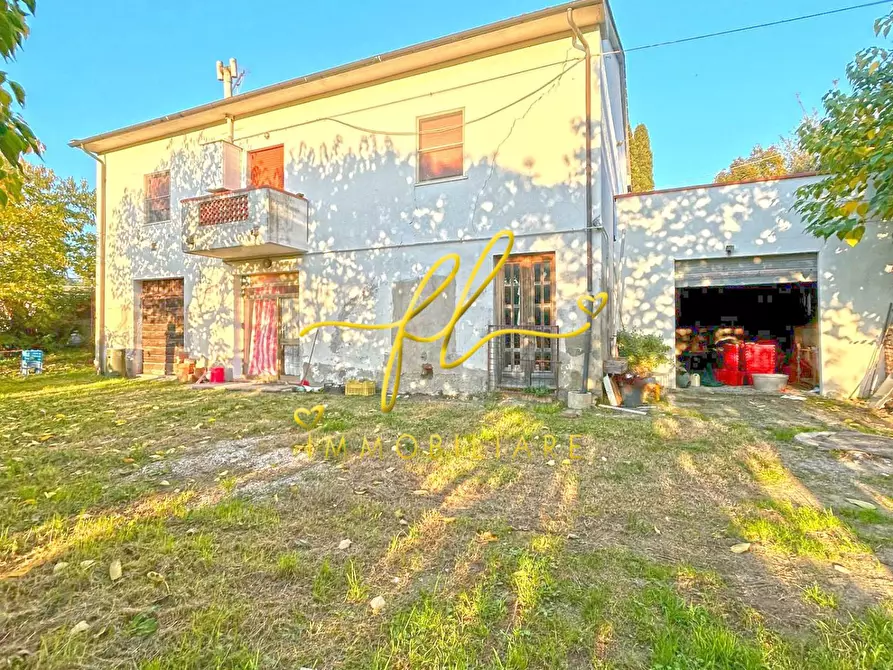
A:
100;28;622;391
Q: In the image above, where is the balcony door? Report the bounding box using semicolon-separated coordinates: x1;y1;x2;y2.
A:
248;145;284;190
243;273;300;381
492;253;558;390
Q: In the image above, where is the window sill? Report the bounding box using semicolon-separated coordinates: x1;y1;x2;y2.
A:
144;219;173;226
415;174;468;188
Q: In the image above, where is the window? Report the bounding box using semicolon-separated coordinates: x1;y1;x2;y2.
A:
248;145;284;190
417;110;464;183
145;171;170;223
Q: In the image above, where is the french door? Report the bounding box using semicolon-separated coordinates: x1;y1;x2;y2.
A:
494;253;558;389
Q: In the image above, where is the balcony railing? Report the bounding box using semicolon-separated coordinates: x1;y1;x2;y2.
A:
181;187;310;261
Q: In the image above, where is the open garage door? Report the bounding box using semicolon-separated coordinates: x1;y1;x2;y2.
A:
675;253;818;288
675;253;820;388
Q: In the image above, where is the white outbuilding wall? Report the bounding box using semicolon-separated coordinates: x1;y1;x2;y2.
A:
616;175;893;396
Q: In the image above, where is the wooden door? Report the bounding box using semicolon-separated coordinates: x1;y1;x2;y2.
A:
495;254;556;388
141;279;184;375
248;145;284;190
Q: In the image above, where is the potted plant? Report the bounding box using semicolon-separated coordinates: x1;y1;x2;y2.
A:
616;330;672;407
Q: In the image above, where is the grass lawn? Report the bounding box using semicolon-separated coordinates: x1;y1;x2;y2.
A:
2;351;893;668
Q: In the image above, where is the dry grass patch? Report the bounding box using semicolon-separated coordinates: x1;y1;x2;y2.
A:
3;355;893;668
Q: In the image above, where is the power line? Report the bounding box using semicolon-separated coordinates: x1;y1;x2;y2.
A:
611;1;890;56
233;2;889;143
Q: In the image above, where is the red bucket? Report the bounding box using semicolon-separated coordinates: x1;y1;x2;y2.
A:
209;367;225;383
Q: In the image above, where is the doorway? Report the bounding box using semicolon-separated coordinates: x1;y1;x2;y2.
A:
490;252;558;390
139;278;184;375
242;273;301;380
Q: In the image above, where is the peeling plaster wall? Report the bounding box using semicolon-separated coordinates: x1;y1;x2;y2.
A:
616;175;893;396
100;29;624;392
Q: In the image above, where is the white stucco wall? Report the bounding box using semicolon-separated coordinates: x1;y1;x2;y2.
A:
99;27;626;393
616;175;893;396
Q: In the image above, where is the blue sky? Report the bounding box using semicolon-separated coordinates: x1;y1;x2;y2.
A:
10;0;889;189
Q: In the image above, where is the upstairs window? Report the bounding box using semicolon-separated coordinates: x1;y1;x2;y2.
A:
418;110;464;183
145;171;170;223
248;145;284;190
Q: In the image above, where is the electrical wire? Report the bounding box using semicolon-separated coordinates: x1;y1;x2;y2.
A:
233;1;889;144
244;58;583;141
233;57;580;144
603;0;891;57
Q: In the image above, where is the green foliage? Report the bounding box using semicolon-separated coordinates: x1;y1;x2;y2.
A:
629;122;654;192
715;144;788;184
617;329;671;374
795;9;893;245
0;163;95;346
0;0;41;205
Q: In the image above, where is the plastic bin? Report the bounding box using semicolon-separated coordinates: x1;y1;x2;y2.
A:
721;343;742;370
744;342;777;377
108;348;126;377
346;380;376;396
715;369;745;386
21;349;44;375
209;367;226;383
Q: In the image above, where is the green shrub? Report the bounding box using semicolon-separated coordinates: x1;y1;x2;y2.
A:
617;330;671;375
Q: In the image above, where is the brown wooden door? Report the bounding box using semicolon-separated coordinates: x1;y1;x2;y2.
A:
248;145;284;190
141;279;184;375
495;254;556;388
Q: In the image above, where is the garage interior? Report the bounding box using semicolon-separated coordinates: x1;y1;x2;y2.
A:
674;254;820;388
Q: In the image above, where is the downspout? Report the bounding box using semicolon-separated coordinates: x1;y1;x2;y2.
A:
567;8;594;393
71;143;107;374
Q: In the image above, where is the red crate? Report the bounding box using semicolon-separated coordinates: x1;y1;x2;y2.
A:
721;343;742;370
715;369;745;386
744;342;777;375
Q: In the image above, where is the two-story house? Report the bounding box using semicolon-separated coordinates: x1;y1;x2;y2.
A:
71;0;629;397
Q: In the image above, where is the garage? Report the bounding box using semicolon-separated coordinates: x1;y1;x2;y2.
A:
140;278;185;375
616;175;893;397
674;253;819;387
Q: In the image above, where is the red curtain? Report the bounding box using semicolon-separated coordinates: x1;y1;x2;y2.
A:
248;298;279;377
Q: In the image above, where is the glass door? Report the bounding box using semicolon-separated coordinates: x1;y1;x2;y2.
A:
495;254;557;389
500;260;524;386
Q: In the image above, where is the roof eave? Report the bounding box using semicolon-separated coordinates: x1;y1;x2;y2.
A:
71;0;612;154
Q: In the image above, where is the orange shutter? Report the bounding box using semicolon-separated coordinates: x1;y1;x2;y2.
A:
248;145;284;190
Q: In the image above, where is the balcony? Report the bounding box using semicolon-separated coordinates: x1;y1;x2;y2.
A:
181;187;310;261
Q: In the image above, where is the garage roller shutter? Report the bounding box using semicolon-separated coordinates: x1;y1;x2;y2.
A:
675;253;818;288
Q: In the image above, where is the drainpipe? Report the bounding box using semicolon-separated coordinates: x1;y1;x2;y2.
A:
71;144;107;374
567;8;595;393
